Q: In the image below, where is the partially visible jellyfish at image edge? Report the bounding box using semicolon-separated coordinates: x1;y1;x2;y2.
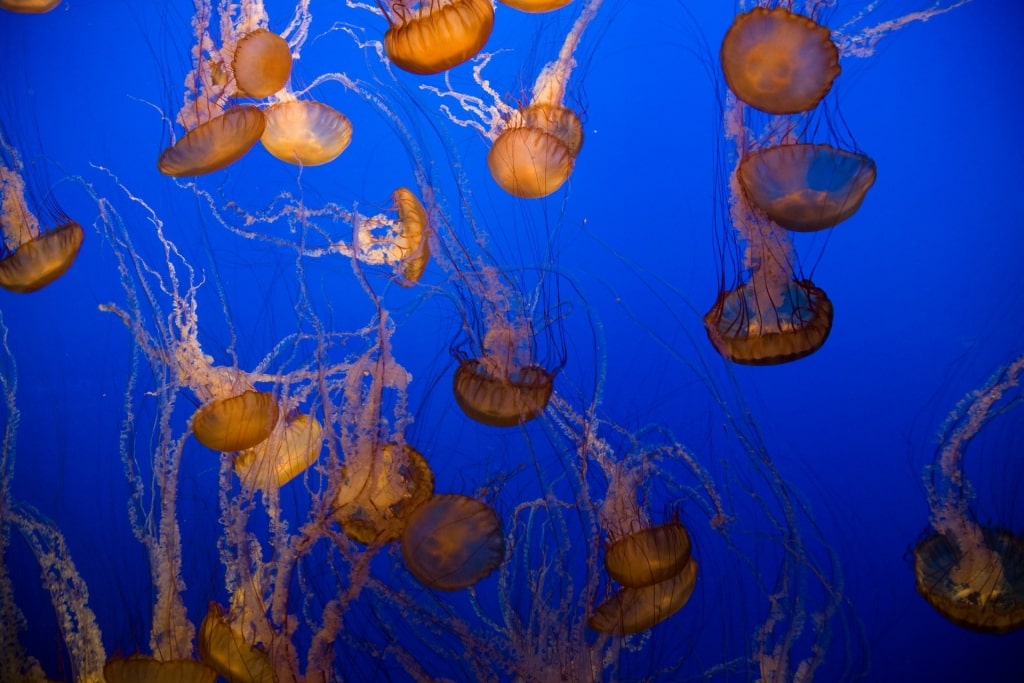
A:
916;352;1024;634
0;131;83;294
0;0;60;13
422;0;603;198
498;0;574;13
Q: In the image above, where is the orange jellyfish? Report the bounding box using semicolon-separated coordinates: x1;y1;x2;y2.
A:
498;0;573;13
198;603;276;683
260;99;352;166
233;410;323;491
720;7;840;115
0;135;83;293
380;0;494;75
737;143;876;232
232;28;292;98
916;353;1024;634
104;656;216;683
0;0;61;12
401;493;504;590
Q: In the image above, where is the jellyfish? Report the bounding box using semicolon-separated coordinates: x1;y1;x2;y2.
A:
198;603;276;683
104;656;216;683
720;7;840;115
233;411;323;491
232;28;292;99
0;0;61;13
916;352;1024;634
260;100;352;166
423;0;603;198
0;134;83;293
498;0;574;13
379;0;495;75
400;493;504;591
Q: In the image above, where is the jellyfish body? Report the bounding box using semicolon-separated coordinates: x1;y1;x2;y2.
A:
720;7;839;115
589;557;699;636
0;0;61;12
498;0;573;13
453;358;554;427
738;143;877;232
198;603;276;683
234;412;323;490
605;522;692;589
104;656;216;683
391;187;431;285
0;221;83;293
261;100;352;166
232;29;292;98
191;389;279;452
401;493;504;590
704;279;833;365
157;105;266;176
488;104;583;198
382;0;494;75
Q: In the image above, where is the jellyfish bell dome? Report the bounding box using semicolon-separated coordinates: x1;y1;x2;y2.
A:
260;100;353;166
720;7;840;115
453;358;554;427
391;186;431;286
157;105;266;177
104;655;216;683
738;143;877;232
234;412;323;491
589;557;699;636
704;278;833;365
383;0;494;75
191;389;280;452
605;522;692;589
198;603;276;683
0;0;61;13
915;528;1024;634
232;28;292;99
401;493;504;591
498;0;574;12
0;221;83;293
487;104;583;198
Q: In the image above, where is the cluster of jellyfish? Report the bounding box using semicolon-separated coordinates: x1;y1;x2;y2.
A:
0;0;999;681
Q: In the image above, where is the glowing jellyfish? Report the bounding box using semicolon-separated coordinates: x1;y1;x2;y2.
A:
720;7;840;115
498;0;573;12
104;656;216;683
401;493;504;590
0;138;83;293
158;105;266;176
380;0;494;75
198;603;276;683
916;353;1024;634
234;411;323;490
738;143;877;232
260;100;352;166
0;0;61;12
232;28;292;98
589;557;699;636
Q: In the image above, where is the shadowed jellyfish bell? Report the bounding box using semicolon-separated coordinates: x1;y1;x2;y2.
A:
738;143;877;232
104;655;216;683
234;412;323;491
0;0;61;12
157;105;266;177
401;493;504;591
487;103;583;199
382;0;494;75
605;522;692;588
333;442;435;544
232;29;292;98
198;603;275;683
453;358;554;427
261;100;352;166
498;0;574;13
191;389;279;452
704;278;833;365
720;7;839;115
589;557;699;636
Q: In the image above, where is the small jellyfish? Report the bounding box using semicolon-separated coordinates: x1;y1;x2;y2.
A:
589;557;699;636
348;187;432;286
401;493;504;591
233;411;323;490
738;143;877;232
381;0;494;75
720;7;840;115
260;100;352;166
157;105;266;176
191;389;280;452
104;655;216;683
498;0;573;12
0;0;61;13
232;28;292;98
198;603;276;683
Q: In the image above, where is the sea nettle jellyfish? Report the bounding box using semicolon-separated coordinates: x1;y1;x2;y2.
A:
916;353;1024;634
498;0;573;13
379;0;494;75
0;0;61;13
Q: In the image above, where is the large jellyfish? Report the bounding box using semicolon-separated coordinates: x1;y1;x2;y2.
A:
0;130;83;293
376;0;495;75
916;352;1024;634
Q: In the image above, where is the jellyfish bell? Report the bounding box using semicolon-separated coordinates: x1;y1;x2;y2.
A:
191;389;279;452
260;100;352;166
157;105;266;177
720;6;840;115
738;143;877;232
589;557;699;636
233;411;323;491
104;655;217;683
0;220;84;294
232;28;292;99
400;493;504;591
381;0;495;76
605;522;692;589
498;0;573;12
487;103;583;198
198;603;276;683
0;0;61;13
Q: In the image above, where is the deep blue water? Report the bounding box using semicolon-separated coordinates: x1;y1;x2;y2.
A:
1;1;1022;681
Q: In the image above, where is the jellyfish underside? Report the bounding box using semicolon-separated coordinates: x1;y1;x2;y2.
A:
198;603;276;683
233;29;292;99
915;528;1024;634
590;557;699;636
383;0;494;75
0;221;83;293
453;357;554;427
0;0;61;13
104;655;216;683
401;493;504;591
192;390;279;452
157;105;266;176
333;443;435;545
704;278;833;365
234;412;323;490
261;101;352;166
488;104;583;199
720;6;839;115
738;144;877;232
605;522;692;588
